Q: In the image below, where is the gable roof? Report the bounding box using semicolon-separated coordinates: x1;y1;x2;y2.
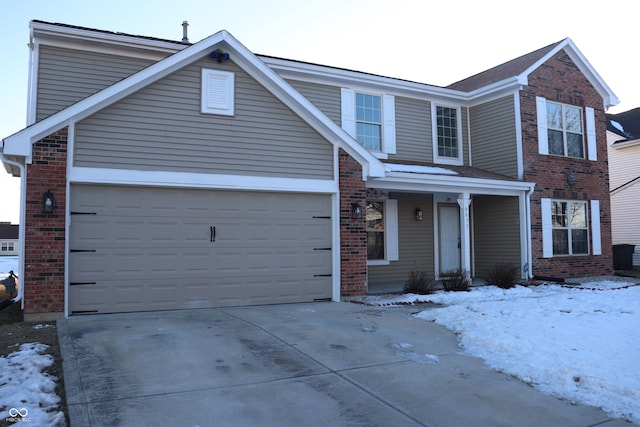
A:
447;38;619;108
2;26;385;178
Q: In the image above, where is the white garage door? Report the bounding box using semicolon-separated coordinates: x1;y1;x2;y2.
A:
68;185;333;314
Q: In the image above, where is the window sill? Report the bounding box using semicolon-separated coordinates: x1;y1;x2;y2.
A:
372;152;389;160
434;157;463;166
367;260;390;266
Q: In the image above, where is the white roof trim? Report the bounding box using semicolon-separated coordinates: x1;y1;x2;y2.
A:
370;171;535;196
521;38;619;109
2;28;384;178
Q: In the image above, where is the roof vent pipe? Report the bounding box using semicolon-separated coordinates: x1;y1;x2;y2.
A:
181;21;189;44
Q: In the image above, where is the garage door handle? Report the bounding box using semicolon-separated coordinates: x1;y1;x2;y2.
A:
210;226;216;243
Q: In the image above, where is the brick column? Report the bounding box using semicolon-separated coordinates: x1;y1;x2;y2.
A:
23;127;68;319
338;149;368;297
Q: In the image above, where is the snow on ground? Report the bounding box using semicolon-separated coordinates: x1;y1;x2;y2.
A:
366;280;640;423
0;341;66;426
0;255;18;279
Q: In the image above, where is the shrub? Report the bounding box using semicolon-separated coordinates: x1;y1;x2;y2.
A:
403;270;438;295
487;263;520;289
441;269;470;292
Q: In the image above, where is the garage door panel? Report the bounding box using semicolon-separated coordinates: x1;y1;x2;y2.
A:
70;185;333;314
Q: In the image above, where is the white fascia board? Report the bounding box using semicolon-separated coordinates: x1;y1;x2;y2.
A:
612;138;640;149
262;56;470;103
70;167;339;193
520;38;619;109
369;172;535;196
31;21;187;56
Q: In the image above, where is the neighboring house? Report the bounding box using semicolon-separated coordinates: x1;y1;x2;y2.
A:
0;223;19;256
606;108;640;267
0;21;618;319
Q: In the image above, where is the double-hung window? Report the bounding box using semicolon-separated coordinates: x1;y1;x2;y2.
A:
341;88;396;156
551;200;588;255
356;93;382;151
546;101;584;158
536;97;597;160
432;104;463;165
541;198;601;257
365;200;399;264
1;241;14;252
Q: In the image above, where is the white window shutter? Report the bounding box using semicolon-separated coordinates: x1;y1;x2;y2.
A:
536;97;548;155
586;107;597;161
385;199;399;261
201;69;234;115
341;88;356;138
541;198;553;258
383;94;396;154
591;200;601;255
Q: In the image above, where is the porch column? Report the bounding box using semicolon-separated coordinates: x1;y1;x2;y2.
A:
457;193;472;278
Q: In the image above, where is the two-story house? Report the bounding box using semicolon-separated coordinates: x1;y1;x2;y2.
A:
1;21;617;319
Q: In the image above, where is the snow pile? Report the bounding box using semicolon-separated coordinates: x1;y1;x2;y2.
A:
0;342;66;426
405;282;640;423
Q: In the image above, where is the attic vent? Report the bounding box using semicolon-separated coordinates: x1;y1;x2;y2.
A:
201;69;235;116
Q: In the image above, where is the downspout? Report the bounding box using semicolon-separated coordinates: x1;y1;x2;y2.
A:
0;151;27;307
525;185;535;279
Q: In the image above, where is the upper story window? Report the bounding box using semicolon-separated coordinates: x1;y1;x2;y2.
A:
432;104;463;165
356;93;382;151
1;241;15;252
546;101;584;158
536;96;597;161
341;88;396;157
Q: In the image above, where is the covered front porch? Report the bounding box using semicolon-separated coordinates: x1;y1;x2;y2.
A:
364;163;535;294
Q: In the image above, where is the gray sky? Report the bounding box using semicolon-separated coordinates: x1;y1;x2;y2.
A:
1;0;636;224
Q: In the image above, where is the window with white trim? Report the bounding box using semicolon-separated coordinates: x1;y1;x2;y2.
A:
432;104;463;165
201;69;234;116
537;97;597;160
1;241;14;252
341;88;396;155
366;200;398;263
551;200;588;255
541;198;601;257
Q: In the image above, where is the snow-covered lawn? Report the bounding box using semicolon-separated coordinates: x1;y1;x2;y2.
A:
366;280;640;424
0;340;65;426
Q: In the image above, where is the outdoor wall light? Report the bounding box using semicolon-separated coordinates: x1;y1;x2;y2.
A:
43;190;54;214
211;49;230;63
415;207;423;221
351;203;363;220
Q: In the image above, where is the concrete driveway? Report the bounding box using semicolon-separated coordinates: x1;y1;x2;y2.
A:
58;302;632;427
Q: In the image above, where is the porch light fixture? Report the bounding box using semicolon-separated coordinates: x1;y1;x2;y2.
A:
415;207;423;221
351;203;363;220
43;190;54;214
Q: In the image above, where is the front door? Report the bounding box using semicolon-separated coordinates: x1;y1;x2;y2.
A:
439;204;461;275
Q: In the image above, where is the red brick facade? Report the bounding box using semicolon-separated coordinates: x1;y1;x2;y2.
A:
520;51;613;278
23;128;68;317
338;149;368;297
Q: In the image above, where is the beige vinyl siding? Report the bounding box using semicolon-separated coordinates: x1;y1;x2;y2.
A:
74;58;334;179
368;193;434;285
472;195;521;278
469;96;518;178
37;45;156;120
390;98;432;163
288;80;341;125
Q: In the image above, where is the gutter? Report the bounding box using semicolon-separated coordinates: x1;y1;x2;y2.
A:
0;149;26;307
525;185;535;279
